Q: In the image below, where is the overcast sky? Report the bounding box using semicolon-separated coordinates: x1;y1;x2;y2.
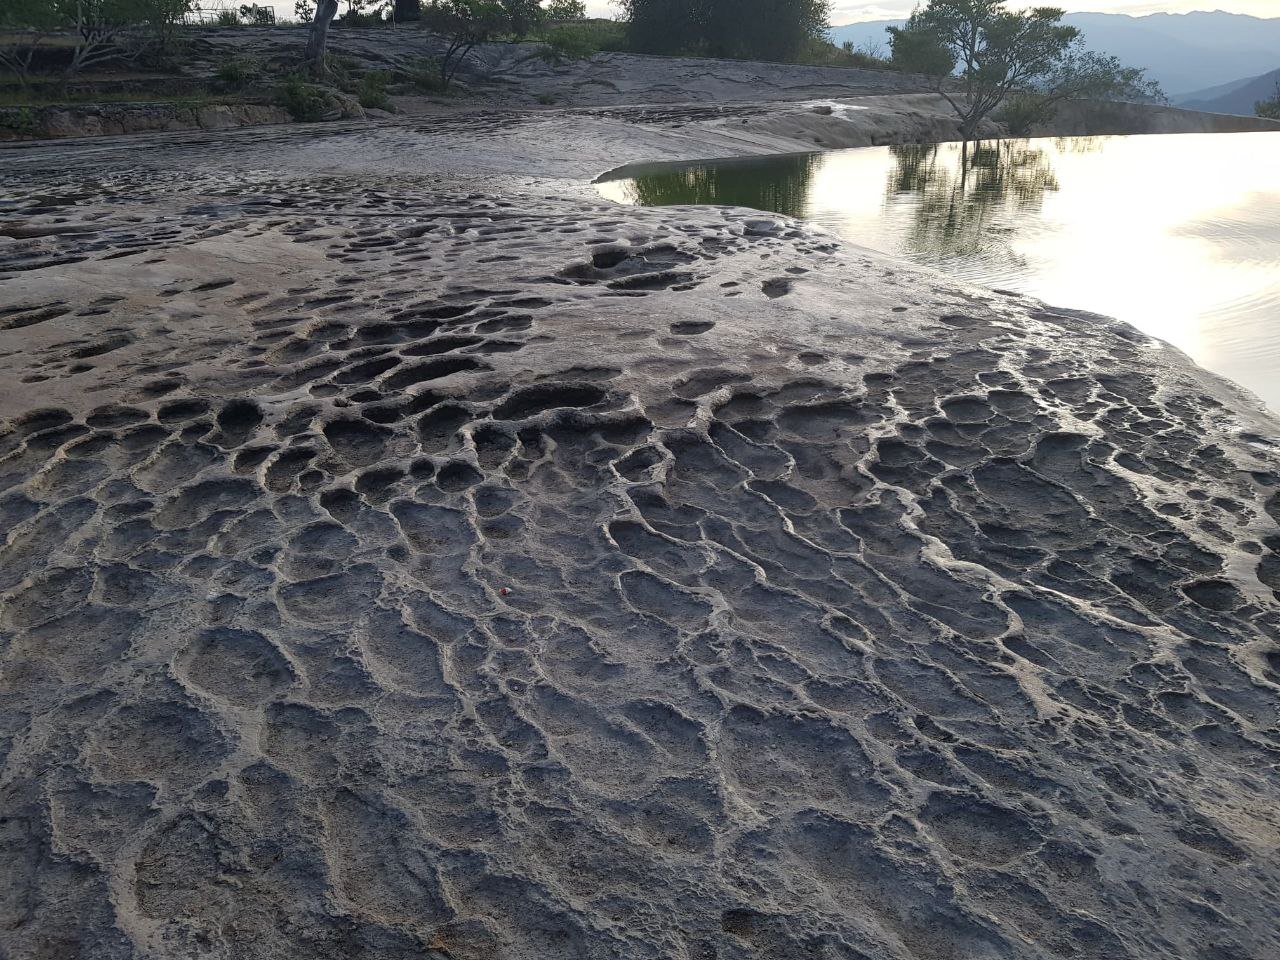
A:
581;2;1280;23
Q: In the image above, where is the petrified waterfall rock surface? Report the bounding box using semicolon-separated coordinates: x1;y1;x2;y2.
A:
1;129;1279;960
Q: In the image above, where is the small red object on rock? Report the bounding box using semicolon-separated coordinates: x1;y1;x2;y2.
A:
499;587;511;596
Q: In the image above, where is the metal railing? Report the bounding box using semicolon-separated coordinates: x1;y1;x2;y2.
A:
185;3;278;25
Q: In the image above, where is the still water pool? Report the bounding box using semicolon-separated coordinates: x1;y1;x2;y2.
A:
597;133;1280;412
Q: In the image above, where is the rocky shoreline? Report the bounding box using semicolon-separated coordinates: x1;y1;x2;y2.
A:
0;100;297;141
5;90;1276;143
6;28;1280;143
2;104;1279;960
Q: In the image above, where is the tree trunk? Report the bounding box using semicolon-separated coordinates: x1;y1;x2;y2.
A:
305;0;340;78
0;42;37;87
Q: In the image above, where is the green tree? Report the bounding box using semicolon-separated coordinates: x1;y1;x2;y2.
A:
999;48;1162;133
889;1;1079;139
619;0;694;55
0;0;63;86
62;0;148;76
705;0;828;61
421;0;509;89
139;0;193;51
884;17;954;76
304;0;340;77
1257;82;1280;121
543;0;585;20
2;0;146;79
3;0;203;81
888;0;1159;140
500;0;541;37
618;0;830;63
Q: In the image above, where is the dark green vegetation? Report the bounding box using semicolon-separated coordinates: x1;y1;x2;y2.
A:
0;0;613;127
306;1;612;82
280;54;392;116
538;19;625;61
600;140;1062;236
420;1;510;89
0;84;221;107
618;0;831;63
0;0;855;120
0;0;1187;138
604;154;822;218
214;56;259;87
1258;82;1280;121
0;0;270;133
0;0;197;86
888;0;1161;137
277;72;331;118
0;0;643;135
355;68;391;108
837;11;1280;98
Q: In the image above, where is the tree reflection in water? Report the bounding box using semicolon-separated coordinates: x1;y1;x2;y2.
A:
886;140;1064;264
605;138;1107;277
620;152;820;218
598;134;1280;410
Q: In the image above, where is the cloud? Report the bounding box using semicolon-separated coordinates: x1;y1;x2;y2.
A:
829;2;911;20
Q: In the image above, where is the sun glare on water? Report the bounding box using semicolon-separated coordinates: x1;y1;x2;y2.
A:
601;132;1280;410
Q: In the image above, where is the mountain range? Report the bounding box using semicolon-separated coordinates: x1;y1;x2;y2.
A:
1180;67;1280;116
830;10;1280;99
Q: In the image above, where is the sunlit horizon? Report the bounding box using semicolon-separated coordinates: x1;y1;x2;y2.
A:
581;3;1280;23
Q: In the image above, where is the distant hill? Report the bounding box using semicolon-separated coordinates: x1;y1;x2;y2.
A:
830;11;1280;97
828;19;901;61
1179;68;1280;117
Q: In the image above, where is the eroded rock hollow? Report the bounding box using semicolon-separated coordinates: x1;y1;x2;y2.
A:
2;148;1279;960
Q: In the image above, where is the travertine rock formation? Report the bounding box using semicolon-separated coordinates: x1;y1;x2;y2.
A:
2;123;1279;960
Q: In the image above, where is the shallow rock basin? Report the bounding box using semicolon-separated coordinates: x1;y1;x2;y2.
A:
1;116;1279;960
